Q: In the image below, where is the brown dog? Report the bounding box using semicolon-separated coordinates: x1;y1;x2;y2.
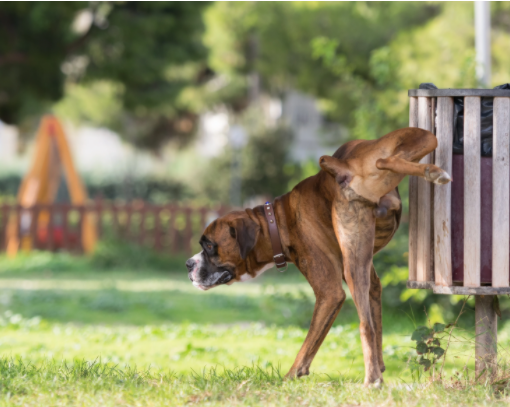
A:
186;127;450;385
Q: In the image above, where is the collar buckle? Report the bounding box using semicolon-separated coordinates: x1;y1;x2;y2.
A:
273;254;287;272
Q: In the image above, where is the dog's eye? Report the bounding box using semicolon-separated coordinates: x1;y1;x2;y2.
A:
229;226;236;238
206;244;212;250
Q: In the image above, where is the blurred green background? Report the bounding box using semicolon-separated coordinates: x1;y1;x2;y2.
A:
1;1;510;392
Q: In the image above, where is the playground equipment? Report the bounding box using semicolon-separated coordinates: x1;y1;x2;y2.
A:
5;116;96;255
407;87;510;378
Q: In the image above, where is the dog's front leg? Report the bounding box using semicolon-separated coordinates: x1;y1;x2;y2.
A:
333;198;382;386
285;254;346;379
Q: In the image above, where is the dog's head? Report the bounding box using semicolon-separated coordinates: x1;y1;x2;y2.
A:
185;210;262;290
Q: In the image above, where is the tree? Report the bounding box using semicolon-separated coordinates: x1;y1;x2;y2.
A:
0;2;210;148
203;2;440;133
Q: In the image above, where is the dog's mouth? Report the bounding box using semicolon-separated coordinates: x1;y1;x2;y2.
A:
192;270;234;291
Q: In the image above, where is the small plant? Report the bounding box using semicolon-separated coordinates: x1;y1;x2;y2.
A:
409;322;453;376
408;296;470;381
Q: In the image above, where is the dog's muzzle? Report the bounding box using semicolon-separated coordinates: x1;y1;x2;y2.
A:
186;258;196;281
185;256;234;290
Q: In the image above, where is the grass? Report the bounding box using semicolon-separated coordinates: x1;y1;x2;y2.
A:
0;251;509;405
0;360;510;407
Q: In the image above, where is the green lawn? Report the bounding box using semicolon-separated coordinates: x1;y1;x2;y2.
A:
0;253;508;405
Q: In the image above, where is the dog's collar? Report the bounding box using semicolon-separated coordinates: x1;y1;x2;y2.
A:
263;201;287;272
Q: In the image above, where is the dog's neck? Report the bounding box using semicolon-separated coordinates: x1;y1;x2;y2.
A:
248;197;292;270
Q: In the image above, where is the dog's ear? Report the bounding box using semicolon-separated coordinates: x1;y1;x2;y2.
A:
319;156;352;187
229;217;260;260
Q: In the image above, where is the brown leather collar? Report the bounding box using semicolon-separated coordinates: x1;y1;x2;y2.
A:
263;201;287;272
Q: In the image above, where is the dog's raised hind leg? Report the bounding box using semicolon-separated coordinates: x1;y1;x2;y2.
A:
376;156;451;185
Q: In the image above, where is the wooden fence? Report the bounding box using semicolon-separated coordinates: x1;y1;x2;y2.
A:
0;202;230;256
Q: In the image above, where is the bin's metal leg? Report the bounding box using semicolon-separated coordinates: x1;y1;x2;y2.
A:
475;295;497;381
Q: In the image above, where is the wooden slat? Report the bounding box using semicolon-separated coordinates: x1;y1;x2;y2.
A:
429;98;436;276
492;97;510;287
434;97;454;286
464;96;481;287
408;96;419;282
416;97;433;282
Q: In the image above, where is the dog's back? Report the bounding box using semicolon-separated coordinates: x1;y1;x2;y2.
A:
280;151;401;256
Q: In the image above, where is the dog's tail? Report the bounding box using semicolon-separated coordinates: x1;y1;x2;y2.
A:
319;156;352;188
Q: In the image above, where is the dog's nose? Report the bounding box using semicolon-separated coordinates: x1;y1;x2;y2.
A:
186;259;195;272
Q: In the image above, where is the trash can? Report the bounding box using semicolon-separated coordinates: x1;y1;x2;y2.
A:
407;88;510;294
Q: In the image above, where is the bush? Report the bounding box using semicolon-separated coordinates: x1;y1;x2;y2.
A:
90;239;187;271
0;240;187;274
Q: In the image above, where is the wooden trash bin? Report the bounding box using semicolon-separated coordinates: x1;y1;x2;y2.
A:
407;88;510;378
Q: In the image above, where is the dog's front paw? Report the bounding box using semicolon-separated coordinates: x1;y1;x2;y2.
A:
285;365;310;380
285;367;298;380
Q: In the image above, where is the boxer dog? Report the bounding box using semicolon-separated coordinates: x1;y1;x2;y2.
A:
186;127;450;386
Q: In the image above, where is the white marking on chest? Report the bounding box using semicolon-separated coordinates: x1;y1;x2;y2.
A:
239;262;275;282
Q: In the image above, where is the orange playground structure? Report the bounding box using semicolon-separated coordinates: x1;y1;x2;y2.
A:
5;116;96;256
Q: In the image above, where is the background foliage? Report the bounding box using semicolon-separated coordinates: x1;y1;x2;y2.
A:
1;2;209;149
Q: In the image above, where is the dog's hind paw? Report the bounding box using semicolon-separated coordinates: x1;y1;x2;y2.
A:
365;377;384;388
425;166;452;185
434;171;452;184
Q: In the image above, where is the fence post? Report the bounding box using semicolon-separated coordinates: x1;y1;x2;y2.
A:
154;206;162;251
199;207;207;231
112;204;119;239
170;206;179;255
95;200;103;240
139;203;147;246
47;205;54;252
61;205;69;251
125;204;133;242
78;206;85;253
0;204;8;250
29;206;39;250
184;208;193;255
